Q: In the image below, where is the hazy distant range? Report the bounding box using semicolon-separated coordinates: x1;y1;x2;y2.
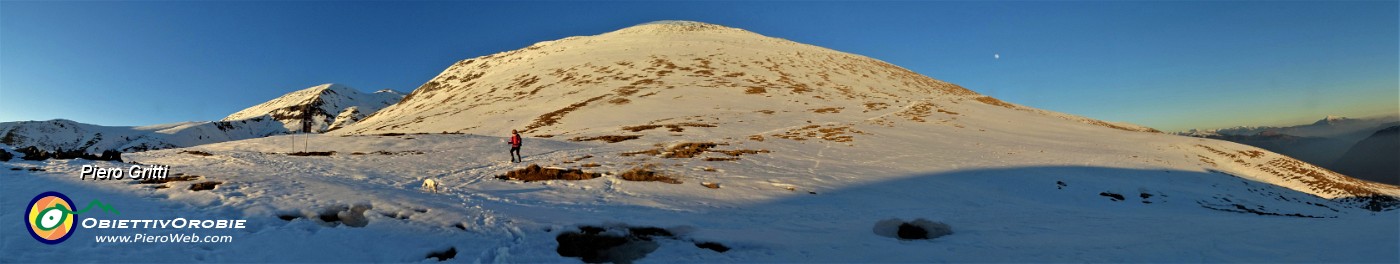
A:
1177;115;1400;185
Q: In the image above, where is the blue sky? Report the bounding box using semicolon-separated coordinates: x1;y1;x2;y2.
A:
1;1;1395;132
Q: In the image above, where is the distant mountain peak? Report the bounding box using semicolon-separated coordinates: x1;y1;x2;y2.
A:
223;83;404;133
1314;115;1353;126
312;83;364;95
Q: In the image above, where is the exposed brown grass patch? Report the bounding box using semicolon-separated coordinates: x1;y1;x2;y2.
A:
704;157;739;162
818;126;865;142
975;96;1016;108
712;149;770;157
631;78;658;85
701;182;720;189
570;135;643;143
1083;119;1161;133
1198;155;1218;166
754;110;775;115
607;98;631;105
863;102;889;112
897;102;934;122
1195;145;1385;199
526;95;608;132
287;151;336;156
811;107;844;114
621;149;662;157
773;124;867;142
745;86;767;94
1197;145;1240;162
748;135;765;142
496;164;601;182
773;125;820;141
179;150;213;156
580;163;601;168
937;109;959;115
664;142;720;158
1263;158;1380;196
189;181;222;191
350;150;417;156
617;166;682;184
620;123;716;133
618;142;767;160
665;123;715;132
615;86;640;96
620;125;663;132
512;74;540;89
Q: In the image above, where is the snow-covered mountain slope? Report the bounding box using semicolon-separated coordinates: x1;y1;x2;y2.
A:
341;21;1156;136
338;21;1391;203
224;83;405;133
0;118;288;154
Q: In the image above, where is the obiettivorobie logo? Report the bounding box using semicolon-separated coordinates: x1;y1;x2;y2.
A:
26;191;249;245
26;191;119;244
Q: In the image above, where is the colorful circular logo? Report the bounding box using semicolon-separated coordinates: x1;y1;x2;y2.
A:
26;191;76;244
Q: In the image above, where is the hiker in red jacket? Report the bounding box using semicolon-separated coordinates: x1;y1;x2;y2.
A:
508;130;522;163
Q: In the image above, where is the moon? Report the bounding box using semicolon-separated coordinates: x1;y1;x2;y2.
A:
994;53;1000;60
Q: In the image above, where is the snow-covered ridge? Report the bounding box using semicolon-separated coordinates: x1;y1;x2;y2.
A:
224;83;405;133
0;118;287;154
0;83;404;155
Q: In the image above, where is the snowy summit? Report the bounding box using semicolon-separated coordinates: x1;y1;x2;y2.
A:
224;83;405;133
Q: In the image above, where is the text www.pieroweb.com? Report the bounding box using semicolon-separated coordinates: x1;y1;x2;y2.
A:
84;218;245;243
95;233;233;243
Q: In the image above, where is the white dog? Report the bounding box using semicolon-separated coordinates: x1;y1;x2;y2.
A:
422;178;440;193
